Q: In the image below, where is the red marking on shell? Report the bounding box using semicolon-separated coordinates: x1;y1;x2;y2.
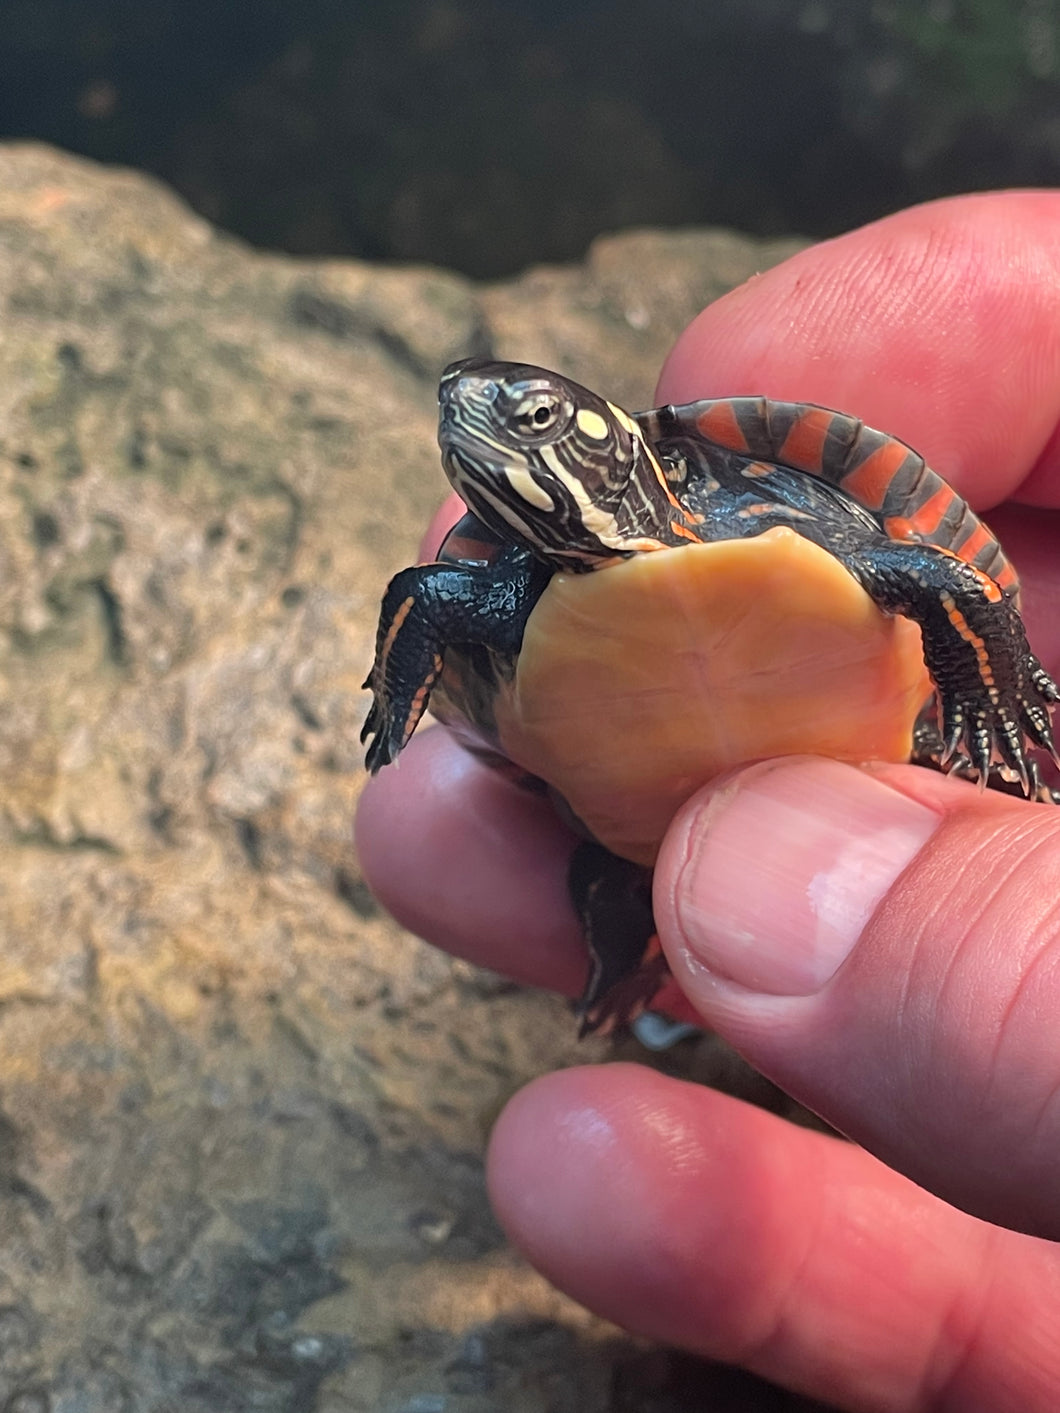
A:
840;439;910;511
994;562;1020;596
953;519;997;565
884;484;953;541
695;401;749;452
778;406;835;473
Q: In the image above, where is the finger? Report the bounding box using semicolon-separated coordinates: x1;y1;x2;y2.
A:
356;728;696;1021
489;1063;1060;1413
419;492;466;560
653;755;1060;1237
983;504;1060;675
658;191;1060;508
355;727;587;994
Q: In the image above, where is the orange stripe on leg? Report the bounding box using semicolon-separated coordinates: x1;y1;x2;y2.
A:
741;460;779;478
378;595;416;676
401;651;445;748
920;546;1004;604
941;592;997;694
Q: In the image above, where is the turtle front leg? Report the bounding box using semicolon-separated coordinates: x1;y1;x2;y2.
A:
844;540;1059;791
361;545;546;772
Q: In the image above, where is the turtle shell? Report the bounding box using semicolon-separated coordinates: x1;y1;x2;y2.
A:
430;524;930;866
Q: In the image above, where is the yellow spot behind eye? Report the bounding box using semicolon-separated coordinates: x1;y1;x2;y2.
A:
576;408;610;440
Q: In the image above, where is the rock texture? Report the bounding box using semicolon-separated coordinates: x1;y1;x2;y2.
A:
0;143;824;1411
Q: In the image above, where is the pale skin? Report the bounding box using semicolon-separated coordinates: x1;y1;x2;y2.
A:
356;192;1060;1411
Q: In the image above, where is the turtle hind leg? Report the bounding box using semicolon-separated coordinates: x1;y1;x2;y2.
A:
569;841;671;1036
845;540;1058;797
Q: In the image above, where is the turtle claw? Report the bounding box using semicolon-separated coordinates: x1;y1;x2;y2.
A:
1031;657;1060;704
361;659;433;773
360;699;404;774
931;682;1056;800
938;716;963;769
1022;698;1060;758
971;722;994;787
1025;659;1060;773
1012;753;1032;799
995;716;1032;797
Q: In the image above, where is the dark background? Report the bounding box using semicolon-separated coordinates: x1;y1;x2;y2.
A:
1;0;1058;276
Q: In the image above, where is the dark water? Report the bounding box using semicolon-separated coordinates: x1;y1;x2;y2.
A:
1;0;1057;275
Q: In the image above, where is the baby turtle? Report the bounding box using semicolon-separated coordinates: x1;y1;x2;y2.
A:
363;359;1058;1031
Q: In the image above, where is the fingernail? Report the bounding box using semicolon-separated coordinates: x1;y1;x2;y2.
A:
670;758;941;996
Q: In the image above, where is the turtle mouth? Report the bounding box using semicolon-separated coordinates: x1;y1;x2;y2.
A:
438;418;525;496
440;438;565;553
438;387;501;479
439;438;491;487
440;440;503;511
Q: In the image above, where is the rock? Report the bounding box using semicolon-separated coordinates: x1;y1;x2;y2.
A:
0;142;820;1410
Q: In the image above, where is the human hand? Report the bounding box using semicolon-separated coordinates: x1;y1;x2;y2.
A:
357;192;1060;1409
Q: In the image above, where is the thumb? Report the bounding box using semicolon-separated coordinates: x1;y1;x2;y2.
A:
653;755;1060;1237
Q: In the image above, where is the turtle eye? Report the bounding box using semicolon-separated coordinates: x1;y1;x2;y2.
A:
511;397;562;438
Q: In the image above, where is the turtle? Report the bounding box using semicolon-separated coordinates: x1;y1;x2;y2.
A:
362;358;1059;1032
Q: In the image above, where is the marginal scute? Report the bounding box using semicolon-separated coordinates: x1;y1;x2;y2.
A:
491;528;930;865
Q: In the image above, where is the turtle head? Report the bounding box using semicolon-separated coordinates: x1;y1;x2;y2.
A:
438;358;689;570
